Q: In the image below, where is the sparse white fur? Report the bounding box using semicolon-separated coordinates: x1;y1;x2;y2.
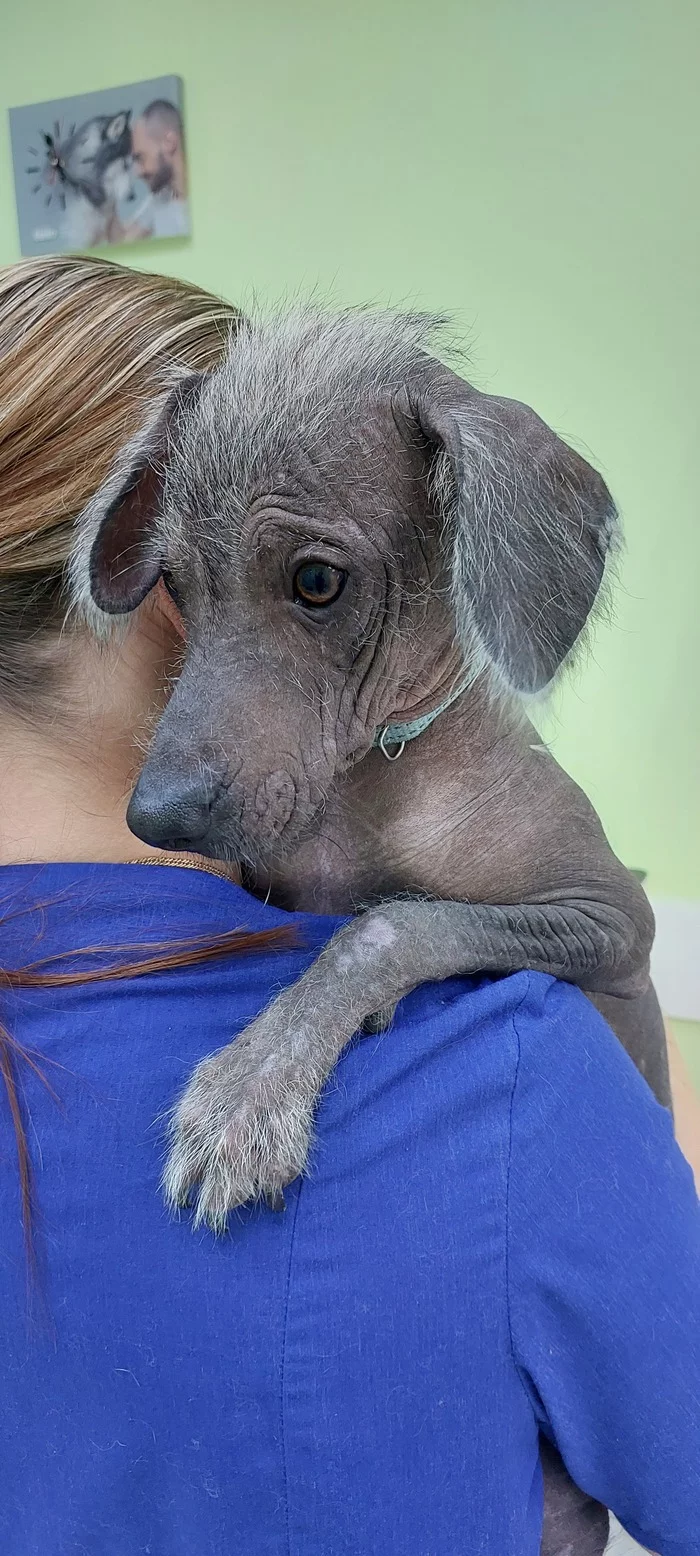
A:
69;304;621;706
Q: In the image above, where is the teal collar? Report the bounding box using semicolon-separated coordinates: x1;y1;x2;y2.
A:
373;675;471;761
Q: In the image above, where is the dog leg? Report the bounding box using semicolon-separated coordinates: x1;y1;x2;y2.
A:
540;1438;609;1556
162;893;655;1229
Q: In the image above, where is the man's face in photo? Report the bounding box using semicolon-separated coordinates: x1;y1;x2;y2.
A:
132;119;175;193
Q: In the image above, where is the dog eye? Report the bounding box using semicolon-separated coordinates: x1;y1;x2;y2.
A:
293;562;347;609
161;569;182;608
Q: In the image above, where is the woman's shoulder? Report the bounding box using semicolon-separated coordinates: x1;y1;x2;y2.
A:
318;969;596;1162
390;968;674;1168
505;971;667;1111
1;857;657;1151
503;972;690;1229
391;965;609;1087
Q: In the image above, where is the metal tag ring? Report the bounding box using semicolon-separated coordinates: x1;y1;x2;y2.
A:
378;728;406;761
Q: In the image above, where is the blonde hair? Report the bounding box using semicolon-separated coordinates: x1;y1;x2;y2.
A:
0;261;289;1269
0;255;236;579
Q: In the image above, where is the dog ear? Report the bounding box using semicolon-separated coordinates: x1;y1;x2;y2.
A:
406;365;620;695
71;372;203;627
105;111;130;142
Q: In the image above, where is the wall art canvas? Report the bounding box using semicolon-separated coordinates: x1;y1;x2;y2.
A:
9;75;189;256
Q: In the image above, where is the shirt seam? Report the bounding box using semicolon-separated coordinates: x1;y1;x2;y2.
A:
280;1177;304;1556
504;973;544;1418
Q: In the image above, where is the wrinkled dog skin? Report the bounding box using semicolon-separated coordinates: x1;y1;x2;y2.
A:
72;308;668;1211
73;306;672;1556
72;308;668;1213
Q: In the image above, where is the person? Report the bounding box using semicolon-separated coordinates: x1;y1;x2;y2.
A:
128;98;189;238
0;255;698;1556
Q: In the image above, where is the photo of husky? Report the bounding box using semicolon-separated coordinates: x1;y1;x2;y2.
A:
46;111;135;249
9;76;190;256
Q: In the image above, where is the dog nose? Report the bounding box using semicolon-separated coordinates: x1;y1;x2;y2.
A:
127;770;216;852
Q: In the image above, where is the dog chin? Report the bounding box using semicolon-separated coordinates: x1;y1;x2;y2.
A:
197;800;319;872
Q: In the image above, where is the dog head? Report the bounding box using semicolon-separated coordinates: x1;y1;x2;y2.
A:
58;111;133;208
72;309;619;865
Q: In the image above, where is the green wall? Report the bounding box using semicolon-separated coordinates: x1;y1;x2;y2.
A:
1;0;698;898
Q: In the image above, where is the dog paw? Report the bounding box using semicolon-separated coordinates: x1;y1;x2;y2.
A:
162;1019;319;1234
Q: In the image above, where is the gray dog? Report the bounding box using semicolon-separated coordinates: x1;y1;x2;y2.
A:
74;308;669;1556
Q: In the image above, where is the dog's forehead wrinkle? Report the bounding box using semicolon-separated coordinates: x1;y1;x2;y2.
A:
176;306;451;491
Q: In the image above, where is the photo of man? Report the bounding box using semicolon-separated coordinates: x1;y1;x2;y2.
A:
128;99;189;238
10;76;191;256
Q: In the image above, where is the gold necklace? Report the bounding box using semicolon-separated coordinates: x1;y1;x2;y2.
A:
126;852;240;885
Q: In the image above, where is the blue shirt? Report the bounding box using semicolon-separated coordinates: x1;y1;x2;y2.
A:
0;862;698;1556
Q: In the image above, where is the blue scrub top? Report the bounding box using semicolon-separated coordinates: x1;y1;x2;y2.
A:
0;862;698;1556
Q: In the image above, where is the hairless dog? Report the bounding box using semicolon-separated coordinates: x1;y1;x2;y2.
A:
73;309;669;1556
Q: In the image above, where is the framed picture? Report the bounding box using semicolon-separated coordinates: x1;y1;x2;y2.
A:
8;75;190;256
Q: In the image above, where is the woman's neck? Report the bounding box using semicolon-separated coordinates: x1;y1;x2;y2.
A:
0;718;163;866
0;609;178;867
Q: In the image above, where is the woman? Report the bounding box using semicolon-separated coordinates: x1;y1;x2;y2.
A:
0;256;698;1556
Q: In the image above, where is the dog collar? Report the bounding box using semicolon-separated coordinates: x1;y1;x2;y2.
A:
374;675;471;761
